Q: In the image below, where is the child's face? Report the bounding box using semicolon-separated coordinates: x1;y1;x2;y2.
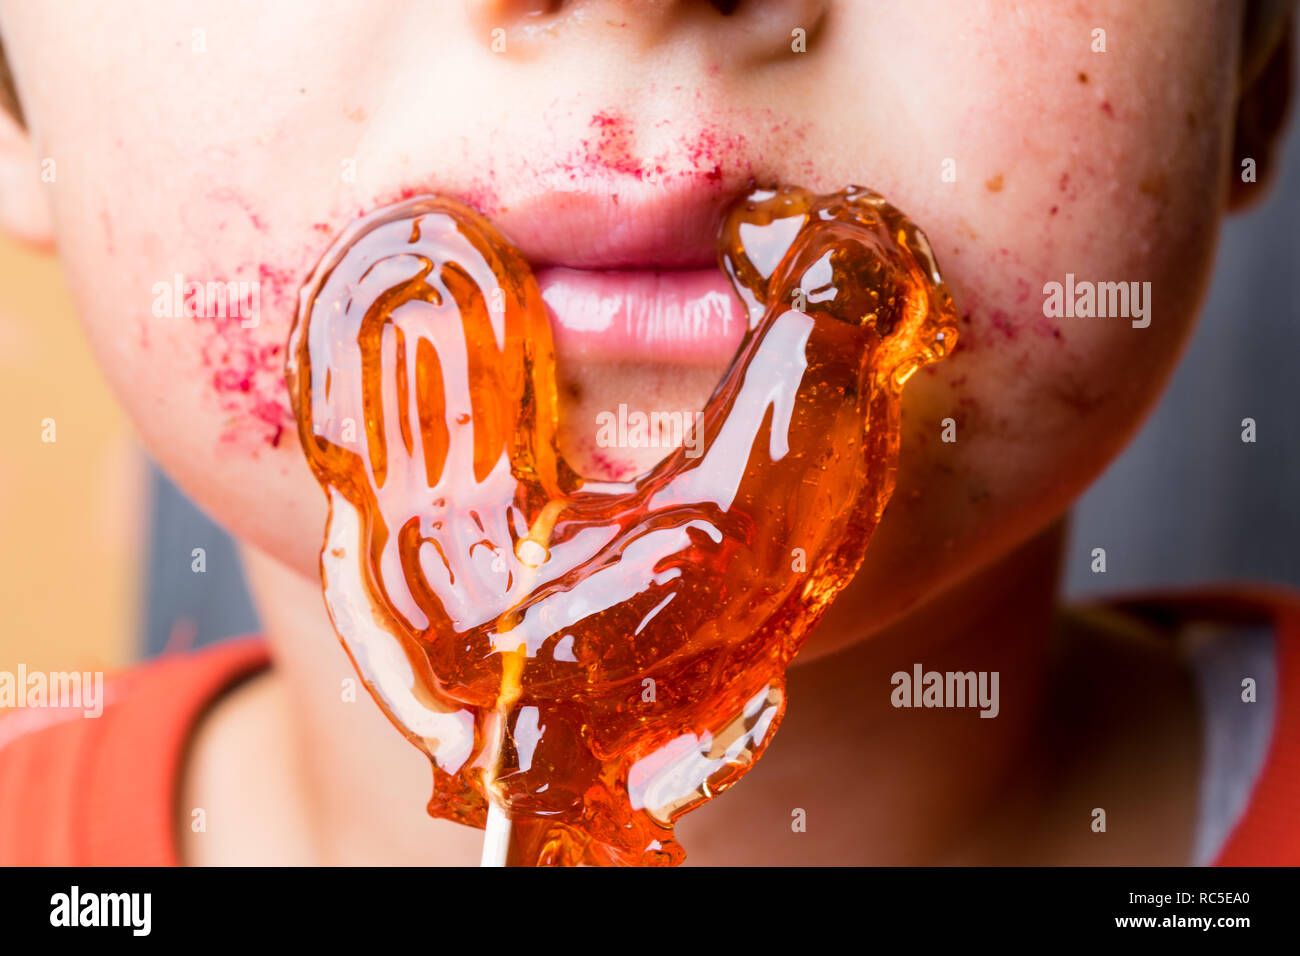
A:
0;1;1250;649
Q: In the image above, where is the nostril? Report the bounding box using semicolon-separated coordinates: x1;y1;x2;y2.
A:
469;0;561;18
693;0;831;68
462;0;564;45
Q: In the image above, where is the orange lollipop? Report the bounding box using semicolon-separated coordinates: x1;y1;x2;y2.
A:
287;185;956;865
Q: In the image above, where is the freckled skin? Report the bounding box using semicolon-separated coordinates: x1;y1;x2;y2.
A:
0;0;1246;654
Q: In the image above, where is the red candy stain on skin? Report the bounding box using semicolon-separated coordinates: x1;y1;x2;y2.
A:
680;124;738;184
553;109;751;186
946;267;1065;354
190;259;298;452
586;447;639;482
583;110;643;179
952;310;976;356
989;309;1018;341
1034;318;1064;341
459;174;503;216
423;104;805;219
375;174;504;220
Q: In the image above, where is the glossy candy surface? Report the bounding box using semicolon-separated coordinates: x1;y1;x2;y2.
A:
287;185;957;865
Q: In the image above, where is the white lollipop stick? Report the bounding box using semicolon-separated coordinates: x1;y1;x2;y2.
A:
480;801;513;867
479;506;566;868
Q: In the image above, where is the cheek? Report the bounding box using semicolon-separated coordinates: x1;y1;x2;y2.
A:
53;184;335;579
807;22;1235;645
829;212;1218;652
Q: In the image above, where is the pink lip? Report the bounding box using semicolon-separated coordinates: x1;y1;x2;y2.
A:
489;174;742;270
538;267;747;366
479;174;756;364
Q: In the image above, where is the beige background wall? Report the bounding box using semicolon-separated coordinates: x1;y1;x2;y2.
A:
0;232;143;673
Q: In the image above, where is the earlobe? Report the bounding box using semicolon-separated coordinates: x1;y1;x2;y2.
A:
1228;12;1293;212
0;104;53;249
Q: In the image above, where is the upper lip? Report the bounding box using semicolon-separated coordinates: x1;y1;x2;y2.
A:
472;172;753;271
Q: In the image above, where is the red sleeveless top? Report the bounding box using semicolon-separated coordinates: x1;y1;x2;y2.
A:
1;589;1297;865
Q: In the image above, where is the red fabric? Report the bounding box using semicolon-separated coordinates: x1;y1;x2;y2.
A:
1214;593;1300;864
0;638;269;865
1099;586;1300;866
0;588;1297;865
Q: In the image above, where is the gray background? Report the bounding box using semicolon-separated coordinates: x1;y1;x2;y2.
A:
1064;86;1300;598
140;98;1300;656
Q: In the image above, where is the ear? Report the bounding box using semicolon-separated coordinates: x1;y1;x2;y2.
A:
1228;8;1293;212
0;61;53;249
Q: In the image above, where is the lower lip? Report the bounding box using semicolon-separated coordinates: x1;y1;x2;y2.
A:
536;267;747;366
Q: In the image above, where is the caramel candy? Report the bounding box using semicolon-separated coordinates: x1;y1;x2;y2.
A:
287;185;956;865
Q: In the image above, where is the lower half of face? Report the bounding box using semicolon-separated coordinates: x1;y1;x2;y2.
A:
5;0;1242;651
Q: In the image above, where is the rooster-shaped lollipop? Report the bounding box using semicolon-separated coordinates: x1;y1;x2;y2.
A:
287;186;956;865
